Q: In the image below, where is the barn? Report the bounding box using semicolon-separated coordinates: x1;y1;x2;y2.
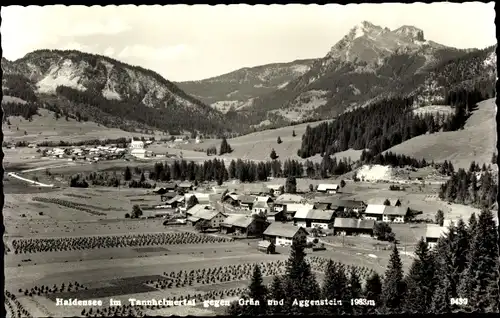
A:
333;218;375;237
263;223;308;247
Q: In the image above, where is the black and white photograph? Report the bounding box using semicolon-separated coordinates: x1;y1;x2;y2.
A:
1;3;498;317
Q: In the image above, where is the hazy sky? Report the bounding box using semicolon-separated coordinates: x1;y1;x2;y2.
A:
1;3;496;81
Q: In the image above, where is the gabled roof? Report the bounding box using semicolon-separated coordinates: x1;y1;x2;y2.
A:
256;196;273;202
286;203;314;213
253;201;269;209
178;182;193;188
221;215;255;228
187;204;211;215
224;193;239;201
314;203;330;210
238;195;256;204
165;195;185;204
334;218;375;230
306;209;335;221
258;240;273;248
365;204;386;215
275;194;306;204
426;224;449;239
293;206;312;219
383;206;408;216
187;216;201;222
317;184;339;191
263;222;305;238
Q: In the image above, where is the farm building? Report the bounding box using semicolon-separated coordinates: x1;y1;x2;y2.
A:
257;240;276;254
162;195;185;209
160;192;177;202
263;223;308;247
267;184;284;196
223;193;240;206
178;182;194;191
130;140;145;149
153;183;177;194
220;215;267;236
187;206;227;228
238;195;256;210
382;206;410;223
317;183;340;194
266;210;285;222
314;198;366;212
252;201;271;215
367;198;402;206
283;203;314;220
184;193;211;207
273;194;306;213
362;204;385;221
425;224;450;249
293;209;335;230
333;218;375;237
130;148;147;158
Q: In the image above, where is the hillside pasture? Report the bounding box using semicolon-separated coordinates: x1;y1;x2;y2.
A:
176;120;366;163
385;98;497;169
3;108;162;143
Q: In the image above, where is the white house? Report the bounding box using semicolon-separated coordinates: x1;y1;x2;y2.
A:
263;222;308;247
186;205;227;228
362;204;386;221
252;201;270;215
131;148;147;159
317;184;340;194
293;208;335;230
130;140;145;149
267;184;284;196
382;206;410;223
425;224;450;249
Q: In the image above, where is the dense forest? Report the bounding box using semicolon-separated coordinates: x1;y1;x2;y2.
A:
55;86;226;135
298;87;490;158
438;162;497;209
360;150;430;168
228;208;499;315
2;102;40;121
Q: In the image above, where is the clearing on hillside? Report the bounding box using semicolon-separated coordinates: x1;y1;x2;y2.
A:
384;98;497;169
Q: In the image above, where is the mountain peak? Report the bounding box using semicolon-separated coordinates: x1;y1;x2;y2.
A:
393;25;425;42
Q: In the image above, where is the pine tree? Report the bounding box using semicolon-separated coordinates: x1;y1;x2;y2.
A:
321;260;348;315
381;243;406;313
435;209;444;226
346;267;363;315
277;136;282;144
285;176;297;194
403;238;436;313
363;272;382;314
457;209;499;313
124;166;132;181
270;149;278;160
292;130;296;137
282;237;321;315
219;137;232;155
267;276;285;315
231;265;268;316
140;172;146;183
430;276;453;314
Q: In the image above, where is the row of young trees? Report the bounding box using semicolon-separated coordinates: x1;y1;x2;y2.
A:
298;88;490;159
228;209;499;315
438;162;497;209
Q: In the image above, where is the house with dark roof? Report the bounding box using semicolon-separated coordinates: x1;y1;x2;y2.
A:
267;184;284;196
220;215;266;236
237;195;256;210
293;208;335;230
263;222;308;246
266;210;285;222
252;201;271;215
162;195;185;209
257;240;275;254
153;183;177;194
333;218;375;237
160;192;177;202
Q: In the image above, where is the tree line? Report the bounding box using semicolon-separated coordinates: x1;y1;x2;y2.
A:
438;162;497;209
360;150;430;169
298;88;490;159
228;209;499;315
2;101;40;121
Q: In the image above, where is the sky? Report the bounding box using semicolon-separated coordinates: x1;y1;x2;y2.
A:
1;3;496;82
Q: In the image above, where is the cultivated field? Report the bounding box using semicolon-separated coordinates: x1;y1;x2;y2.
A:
3;108;163;144
385;98;497;169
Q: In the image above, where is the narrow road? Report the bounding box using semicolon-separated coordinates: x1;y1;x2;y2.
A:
7;172;54;187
